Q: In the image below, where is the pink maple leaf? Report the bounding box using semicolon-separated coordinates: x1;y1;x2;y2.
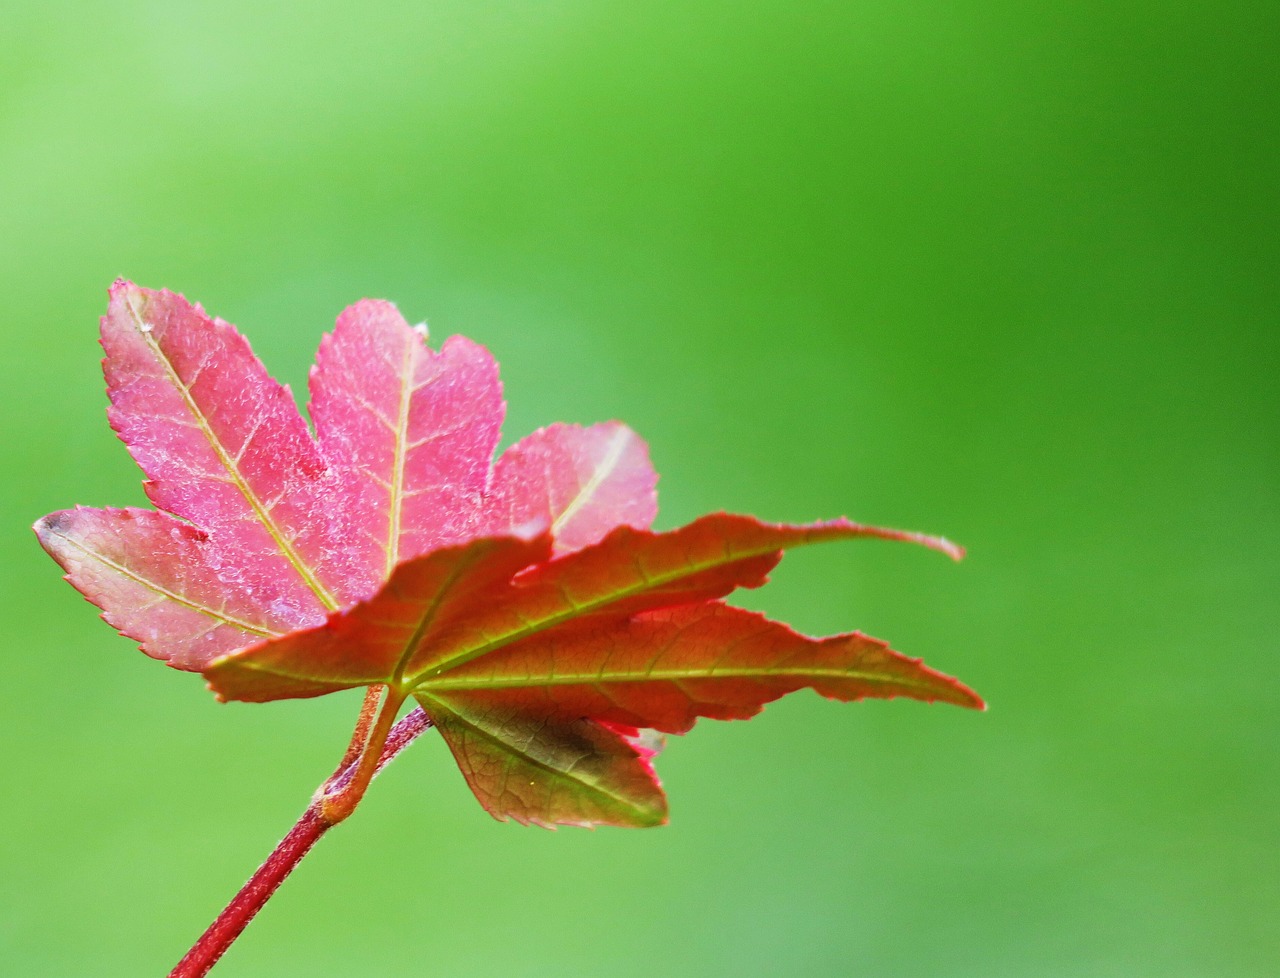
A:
36;280;981;829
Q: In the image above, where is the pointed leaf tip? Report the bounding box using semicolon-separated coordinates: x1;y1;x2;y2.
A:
107;277;136;300
828;521;964;561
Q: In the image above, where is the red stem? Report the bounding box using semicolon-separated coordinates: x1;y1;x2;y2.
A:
167;707;433;978
319;687;407;824
167;807;327;978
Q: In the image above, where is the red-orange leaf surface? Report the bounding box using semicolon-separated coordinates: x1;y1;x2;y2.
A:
37;281;982;828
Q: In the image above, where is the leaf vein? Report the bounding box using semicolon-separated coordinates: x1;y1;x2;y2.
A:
46;525;280;639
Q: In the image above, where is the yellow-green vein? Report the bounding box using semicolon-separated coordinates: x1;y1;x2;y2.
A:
551;425;631;536
47;524;279;639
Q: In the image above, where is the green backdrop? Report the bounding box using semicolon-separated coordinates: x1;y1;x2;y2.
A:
2;2;1275;975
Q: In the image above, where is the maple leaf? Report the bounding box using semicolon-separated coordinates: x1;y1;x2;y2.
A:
36;280;982;829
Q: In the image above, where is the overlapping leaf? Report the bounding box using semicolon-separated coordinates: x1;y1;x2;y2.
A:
37;280;982;829
206;516;979;827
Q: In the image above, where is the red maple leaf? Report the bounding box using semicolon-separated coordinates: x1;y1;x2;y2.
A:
36;280;982;829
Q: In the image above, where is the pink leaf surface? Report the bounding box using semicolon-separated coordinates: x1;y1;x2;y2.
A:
486;421;657;554
310;300;504;595
101;282;349;613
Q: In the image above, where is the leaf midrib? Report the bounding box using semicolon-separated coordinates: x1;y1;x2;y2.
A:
47;524;279;639
384;337;414;578
550;426;630;537
126;294;338;611
419;663;936;693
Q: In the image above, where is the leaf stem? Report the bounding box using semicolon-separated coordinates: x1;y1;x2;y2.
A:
325;684;385;786
167;706;432;978
319;686;407;825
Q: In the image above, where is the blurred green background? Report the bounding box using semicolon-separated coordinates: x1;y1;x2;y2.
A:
2;2;1275;975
